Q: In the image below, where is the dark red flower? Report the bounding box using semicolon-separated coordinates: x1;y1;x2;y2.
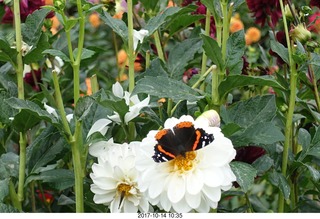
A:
310;0;320;8
1;0;53;24
36;189;54;204
246;0;282;28
234;146;266;164
308;11;320;33
183;68;199;83
24;69;42;91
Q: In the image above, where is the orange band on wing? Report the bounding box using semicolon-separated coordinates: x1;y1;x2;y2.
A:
192;130;201;151
176;121;193;129
157;145;176;159
155;129;168;140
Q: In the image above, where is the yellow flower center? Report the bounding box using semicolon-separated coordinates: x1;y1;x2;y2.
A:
117;183;132;196
172;151;197;173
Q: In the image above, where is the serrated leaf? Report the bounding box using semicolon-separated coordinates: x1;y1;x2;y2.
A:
268;171;290;200
230;161;257;192
226;30;245;75
42;49;70;62
21;8;51;46
100;11;128;43
167;38;202;79
219;75;285;99
132;76;203;102
201;34;224;71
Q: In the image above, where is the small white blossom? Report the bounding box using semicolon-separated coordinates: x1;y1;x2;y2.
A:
133;29;149;51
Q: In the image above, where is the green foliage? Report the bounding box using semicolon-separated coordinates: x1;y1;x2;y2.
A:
231;161;257;193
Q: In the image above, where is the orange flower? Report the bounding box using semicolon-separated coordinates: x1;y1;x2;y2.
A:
50;16;60;35
45;0;54;5
117;49;128;67
117;49;144;72
113;11;124;19
89;12;101;28
167;0;176;7
230;17;244;33
85;78;92;96
245;27;261;45
117;74;128;82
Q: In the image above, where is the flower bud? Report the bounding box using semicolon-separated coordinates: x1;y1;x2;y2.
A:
196;110;221;127
54;0;66;10
290;24;311;43
284;4;294;21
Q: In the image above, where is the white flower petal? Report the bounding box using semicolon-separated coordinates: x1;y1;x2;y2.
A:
91;175;117;190
172;197;192;213
133;29;149;51
87;118;112;137
108;113;122;123
110;196;121;213
44;103;58;118
185;192;201;209
23;64;31;77
186;169;203;195
202;185;221;202
66;114;73;122
124;199;138;213
112;81;124;98
167;174;185;203
93;193;115;204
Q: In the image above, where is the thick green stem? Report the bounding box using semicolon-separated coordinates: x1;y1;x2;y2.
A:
13;0;28;207
278;0;297;213
211;65;220;113
221;0;230;63
199;9;211;91
127;0;135;93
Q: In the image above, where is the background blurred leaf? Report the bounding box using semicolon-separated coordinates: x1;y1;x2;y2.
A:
230;161;257;193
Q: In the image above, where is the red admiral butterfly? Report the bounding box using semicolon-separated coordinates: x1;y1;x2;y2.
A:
152;121;214;162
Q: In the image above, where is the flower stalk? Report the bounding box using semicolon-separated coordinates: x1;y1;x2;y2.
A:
278;0;298;213
127;0;135;93
13;0;28;207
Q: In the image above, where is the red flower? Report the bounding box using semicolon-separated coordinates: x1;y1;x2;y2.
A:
234;146;266;164
308;11;320;34
1;0;53;24
310;0;320;8
24;69;42;91
246;0;282;28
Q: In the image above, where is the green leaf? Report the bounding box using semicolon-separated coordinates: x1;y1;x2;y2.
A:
268;171;290;200
226;30;245;75
168;14;204;36
133;76;203;102
0;91;16;124
0;153;19;179
100;11;128;43
23;33;50;64
270;39;289;64
25;169;74;190
201;34;224;71
221;123;242;137
252;155;274;175
231;122;284;146
230;161;257;193
27;126;68;174
5;98;60;127
0;203;19;213
200;0;222;19
42;49;70;62
145;7;180;34
11;110;41;132
219;75;285;99
140;58;168;77
98;98;129;123
0;34;17;64
167;38;202;79
64;17;79;32
304;164;320;181
221;95;278;128
73;48;95;60
75;96;95;121
0;178;9;202
21;8;51;46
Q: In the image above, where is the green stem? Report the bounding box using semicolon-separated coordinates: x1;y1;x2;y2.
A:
9;179;22;211
278;0;297;213
52;71;72;138
70;130;84;212
308;61;320;112
13;0;28;207
245;193;254;213
146;50;151;69
211;65;220;113
221;0;230;63
199;9;211;91
127;0;135;93
154;31;165;62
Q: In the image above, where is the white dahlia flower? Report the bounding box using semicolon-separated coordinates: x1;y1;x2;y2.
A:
136;115;236;212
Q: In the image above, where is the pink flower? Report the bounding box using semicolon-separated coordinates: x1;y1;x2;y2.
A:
1;0;53;24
